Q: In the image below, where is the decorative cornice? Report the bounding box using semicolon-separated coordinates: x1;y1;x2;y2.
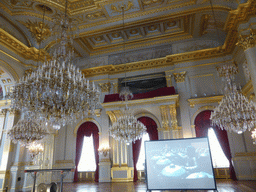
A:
173;71;186;83
236;29;256;51
188;95;223;108
98;82;111;92
102;94;179;109
55;160;74;164
0;29;50;61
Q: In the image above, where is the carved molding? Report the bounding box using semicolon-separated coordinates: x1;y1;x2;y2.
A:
236;29;256;51
169;104;178;130
0;28;50;61
188;96;223;108
99;82;111;92
173;71;186;83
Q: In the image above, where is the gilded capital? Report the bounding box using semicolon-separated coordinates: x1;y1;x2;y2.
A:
173;71;186;83
236;29;256;51
98;82;111;92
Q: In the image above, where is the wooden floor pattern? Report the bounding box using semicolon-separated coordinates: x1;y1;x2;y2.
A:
63;180;256;192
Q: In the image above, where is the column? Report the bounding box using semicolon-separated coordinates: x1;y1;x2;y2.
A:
106;110;133;182
173;71;192;138
169;104;181;139
237;29;256;94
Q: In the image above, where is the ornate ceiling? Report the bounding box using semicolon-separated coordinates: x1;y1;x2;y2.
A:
1;0;255;74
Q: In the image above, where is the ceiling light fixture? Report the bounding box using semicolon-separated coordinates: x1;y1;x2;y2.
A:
10;0;100;129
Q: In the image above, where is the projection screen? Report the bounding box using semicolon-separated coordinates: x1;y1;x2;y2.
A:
145;137;217;191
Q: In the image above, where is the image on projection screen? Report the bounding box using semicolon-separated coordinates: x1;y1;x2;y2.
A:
145;137;216;190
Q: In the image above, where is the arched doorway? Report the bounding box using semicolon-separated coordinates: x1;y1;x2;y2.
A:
132;116;158;182
74;122;99;182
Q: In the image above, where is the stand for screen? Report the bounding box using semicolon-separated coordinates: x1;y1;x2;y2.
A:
24;168;74;192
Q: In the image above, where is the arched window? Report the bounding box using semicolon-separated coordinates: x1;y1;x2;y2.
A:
133;116;158;182
78;135;97;172
136;133;150;171
208;128;229;168
74;122;99;182
194;110;237;180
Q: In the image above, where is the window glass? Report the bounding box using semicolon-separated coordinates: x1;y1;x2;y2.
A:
208;128;229;168
78;135;96;172
136;133;150;171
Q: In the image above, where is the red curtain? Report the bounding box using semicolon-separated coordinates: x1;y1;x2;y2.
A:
74;122;99;182
194;110;237;180
132;117;158;182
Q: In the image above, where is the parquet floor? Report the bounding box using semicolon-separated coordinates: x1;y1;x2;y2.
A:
62;180;256;192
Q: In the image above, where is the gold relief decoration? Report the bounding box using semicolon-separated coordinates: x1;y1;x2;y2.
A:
0;69;4;76
169;104;178;130
24;68;33;77
165;74;172;87
160;105;170;130
224;0;256;32
111;1;135;13
22;20;51;43
98;82;111;92
142;0;163;6
1;79;6;84
236;29;256;51
0;29;50;61
173;71;186;83
242;80;253;97
86;12;105;20
106;111;117;123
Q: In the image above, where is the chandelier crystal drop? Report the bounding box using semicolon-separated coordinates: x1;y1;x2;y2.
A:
27;142;44;159
10;1;100;128
7;114;48;146
210;63;256;134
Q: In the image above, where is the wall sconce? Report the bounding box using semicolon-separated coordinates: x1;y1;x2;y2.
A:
98;144;110;157
252;129;256;144
27;142;44;159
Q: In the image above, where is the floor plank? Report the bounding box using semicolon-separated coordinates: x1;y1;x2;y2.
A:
62;180;256;192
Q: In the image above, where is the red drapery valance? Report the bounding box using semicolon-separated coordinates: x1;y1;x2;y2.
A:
194;110;237;180
132;116;158;182
74;122;99;182
104;87;176;103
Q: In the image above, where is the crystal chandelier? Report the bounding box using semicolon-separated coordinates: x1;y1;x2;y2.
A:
252;129;256;144
10;0;100;129
7;113;48;146
27;142;44;159
210;63;256;134
109;87;146;144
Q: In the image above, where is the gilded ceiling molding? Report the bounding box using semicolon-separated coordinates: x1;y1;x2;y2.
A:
142;0;163;6
224;0;256;32
173;71;186;83
236;29;256;51
98;82;111;92
0;12;31;47
0;29;50;61
79;6;230;30
111;1;135;13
